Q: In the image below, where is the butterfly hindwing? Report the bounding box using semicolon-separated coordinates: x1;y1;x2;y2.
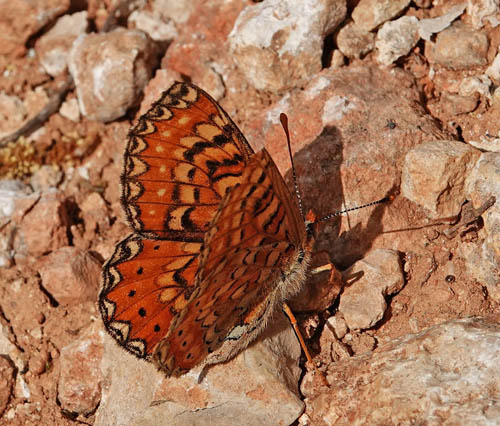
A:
152;149;309;376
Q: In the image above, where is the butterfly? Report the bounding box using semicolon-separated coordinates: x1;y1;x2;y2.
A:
99;82;316;377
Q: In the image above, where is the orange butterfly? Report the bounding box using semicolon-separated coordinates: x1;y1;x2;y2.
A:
99;82;315;377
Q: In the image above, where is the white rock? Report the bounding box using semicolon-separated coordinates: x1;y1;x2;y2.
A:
339;249;404;330
467;0;500;28
401;140;481;218
229;0;346;92
95;313;305;426
304;317;500;424
375;16;419;65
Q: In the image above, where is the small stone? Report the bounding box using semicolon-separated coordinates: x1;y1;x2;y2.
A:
331;49;345;68
59;97;81;122
0;180;31;218
339;249;404;330
486;50;500;82
35;11;88;77
38;246;102;305
68;28;158;122
30;165;63;191
128;10;178;42
0;356;15;416
17;190;70;257
375;16;419;65
467;0;500;29
401;140;481;218
352;0;411;31
0;0;70;57
440;92;479;116
58;323;104;415
228;0;346;92
428;21;489;70
336;21;375;59
326;315;348;339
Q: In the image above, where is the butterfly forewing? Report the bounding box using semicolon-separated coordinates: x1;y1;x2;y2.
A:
152;149;308;375
122;82;253;239
100;82;255;361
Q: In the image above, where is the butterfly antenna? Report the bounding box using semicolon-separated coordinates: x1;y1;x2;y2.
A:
318;195;394;223
280;113;304;218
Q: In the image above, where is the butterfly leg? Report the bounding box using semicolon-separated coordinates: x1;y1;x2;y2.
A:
282;302;313;363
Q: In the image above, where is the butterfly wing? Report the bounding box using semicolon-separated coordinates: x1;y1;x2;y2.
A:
152;149;309;376
100;82;254;360
122;82;254;239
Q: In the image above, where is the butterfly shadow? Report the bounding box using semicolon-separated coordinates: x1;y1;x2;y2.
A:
289;125;394;270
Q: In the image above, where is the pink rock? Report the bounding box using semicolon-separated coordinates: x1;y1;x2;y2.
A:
163;0;246;92
339;249;404;330
95;314;304;425
68;28;158;122
35;11;88;77
38;246;101;305
401;140;481;219
428;21;489;70
352;0;411;31
17;190;70;257
0;0;70;57
336;21;375;59
58;323;104;415
303;317;500;425
228;0;346;92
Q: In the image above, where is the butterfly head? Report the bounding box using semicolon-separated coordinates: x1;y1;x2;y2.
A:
305;210;317;242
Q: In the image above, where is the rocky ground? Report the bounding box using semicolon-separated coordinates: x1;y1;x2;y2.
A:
0;0;499;425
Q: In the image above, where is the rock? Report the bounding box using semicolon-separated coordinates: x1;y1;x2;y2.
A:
35;11;88;77
375;16;420;65
0;0;70;57
338;249;404;330
95;313;304;426
0;180;31;218
467;0;500;28
228;0;346;92
302;317;500;425
459;75;492;99
486;49;500;82
29;165;63;192
59;97;81;122
58;323;104;415
16;190;70;257
336;21;375;59
463;152;500;301
352;0;411;31
38;246;102;305
439;92;479;116
128;9;178;42
416;4;465;41
401;140;481;219
319;317;351;363
428;21;489;70
162;0;246;91
0;356;15;417
68;28;159;122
